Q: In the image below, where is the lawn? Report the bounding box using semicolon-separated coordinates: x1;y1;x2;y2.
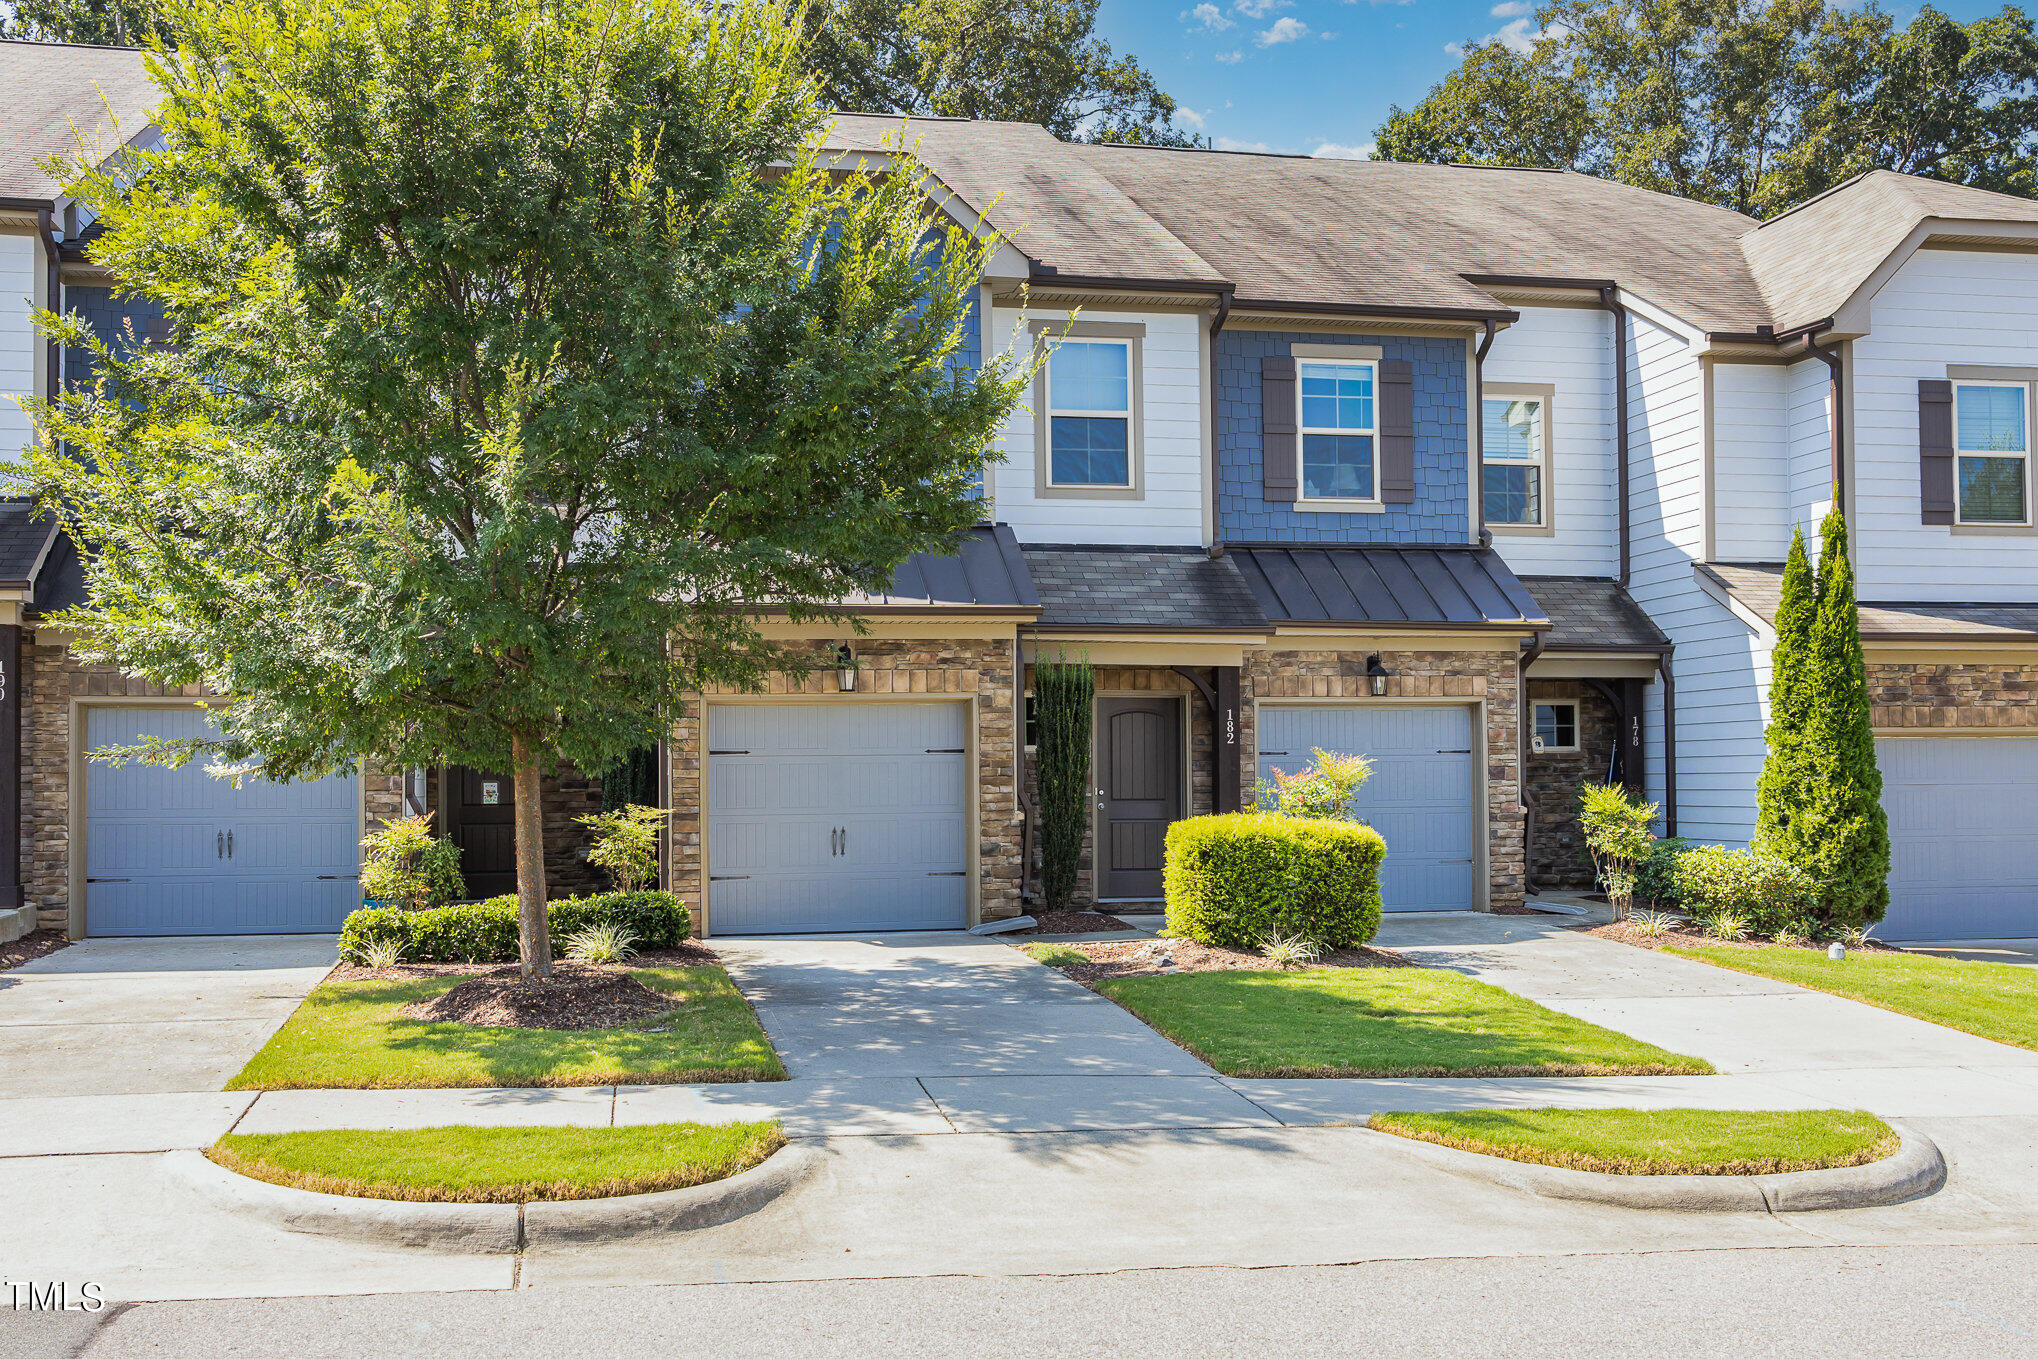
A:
1368;1107;1897;1176
209;1120;785;1202
1667;945;2038;1052
227;965;786;1090
1091;968;1714;1078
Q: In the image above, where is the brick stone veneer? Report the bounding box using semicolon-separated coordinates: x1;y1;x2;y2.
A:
1523;680;1618;889
666;635;1021;936
1867;660;2038;729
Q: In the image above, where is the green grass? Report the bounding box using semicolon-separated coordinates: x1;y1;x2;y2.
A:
1667;945;2038;1052
1020;943;1088;967
1368;1107;1898;1176
227;965;786;1090
210;1120;785;1202
1092;968;1715;1078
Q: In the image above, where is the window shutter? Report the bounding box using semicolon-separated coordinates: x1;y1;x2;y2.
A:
1380;358;1416;505
1918;379;1956;525
1261;354;1298;503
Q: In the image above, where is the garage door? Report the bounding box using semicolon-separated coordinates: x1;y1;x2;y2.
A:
1257;705;1476;911
1877;736;2038;940
707;703;969;934
86;707;362;936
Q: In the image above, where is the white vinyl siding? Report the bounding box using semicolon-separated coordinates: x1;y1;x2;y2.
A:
1710;361;1791;562
1852;247;2038;599
989;306;1204;545
1483;306;1618;576
1785;355;1834;548
0;232;41;480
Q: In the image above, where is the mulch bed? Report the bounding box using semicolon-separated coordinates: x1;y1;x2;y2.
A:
1026;936;1412;982
330;942;717;985
1587;919;1901;954
1010;910;1133;936
397;962;680;1030
0;930;72;973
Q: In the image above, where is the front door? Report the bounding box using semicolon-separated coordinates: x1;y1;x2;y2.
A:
1096;696;1183;900
440;766;517;899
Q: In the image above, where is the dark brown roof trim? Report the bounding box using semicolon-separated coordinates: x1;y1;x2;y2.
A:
1232;297;1520;324
1462;273;1618;291
1028;267;1233;296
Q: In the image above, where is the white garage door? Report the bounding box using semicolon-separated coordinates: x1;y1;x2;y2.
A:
1877;736;2038;940
1257;704;1477;911
707;703;969;934
86;707;362;936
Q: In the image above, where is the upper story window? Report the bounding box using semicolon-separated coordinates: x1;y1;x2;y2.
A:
1032;321;1144;500
1298;359;1377;502
1954;380;2030;525
1483;387;1552;531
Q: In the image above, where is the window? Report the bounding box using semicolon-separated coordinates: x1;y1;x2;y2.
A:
1298;359;1377;501
1483;390;1550;528
1046;339;1132;487
1533;702;1578;753
1954;381;2031;525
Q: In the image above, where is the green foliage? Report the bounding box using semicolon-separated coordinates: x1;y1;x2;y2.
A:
1672;844;1820;937
561;923;640;965
1757;528;1819;845
1635;836;1692;908
1578;782;1658;916
1034;654;1095;912
800;0;1200;146
1374;0;2038;217
358;815;465;913
339;892;692;965
1259;932;1322;971
599;747;661;813
1162;812;1385;950
1763;510;1891;927
1253;748;1373;820
577;804;667;893
1;0;170;44
30;0;1033;975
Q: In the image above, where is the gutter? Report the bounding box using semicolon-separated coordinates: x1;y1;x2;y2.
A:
1804;328;1846;500
1473;319;1497;544
1658;644;1678;838
34;206;61;407
1208;288;1233;558
1597;286;1632;587
1518;628;1544;895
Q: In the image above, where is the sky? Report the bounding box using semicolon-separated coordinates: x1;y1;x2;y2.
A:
1094;0;2003;160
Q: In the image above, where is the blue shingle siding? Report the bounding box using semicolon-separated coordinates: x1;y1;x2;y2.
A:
64;286;169;390
1214;329;1469;544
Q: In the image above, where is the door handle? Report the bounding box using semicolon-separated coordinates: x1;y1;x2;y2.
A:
227;830;234;859
217;831;224;859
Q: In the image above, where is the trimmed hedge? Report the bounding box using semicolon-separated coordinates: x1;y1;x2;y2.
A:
1163;812;1385;949
1671;845;1817;936
339;891;692;964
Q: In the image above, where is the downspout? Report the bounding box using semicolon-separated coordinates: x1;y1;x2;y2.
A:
1659;645;1678;838
1804;328;1845;505
1598;286;1632;587
36;206;61;406
1206;288;1233;558
1474;320;1497;545
1518;630;1544;896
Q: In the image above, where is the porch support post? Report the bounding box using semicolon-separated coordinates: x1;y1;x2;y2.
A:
0;623;20;911
1215;666;1242;814
1618;677;1647;798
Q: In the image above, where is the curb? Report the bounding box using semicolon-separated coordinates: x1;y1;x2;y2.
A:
1374;1123;1945;1212
166;1143;820;1252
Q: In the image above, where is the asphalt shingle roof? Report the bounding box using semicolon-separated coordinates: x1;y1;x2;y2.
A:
1023;546;1265;630
0;40;157;202
1701;562;2038;640
1522;576;1668;651
0;501;59;586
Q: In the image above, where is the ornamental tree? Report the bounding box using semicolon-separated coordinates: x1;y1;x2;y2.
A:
1755;525;1818;844
31;0;1029;978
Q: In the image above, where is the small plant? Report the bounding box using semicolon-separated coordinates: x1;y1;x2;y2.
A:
1035;654;1097;912
347;935;407;969
576;804;668;893
1629;910;1676;938
1702;911;1751;942
1255;748;1373;820
1578;783;1658;919
359;814;465;912
562;922;640;965
1842;924;1875;950
1260;932;1322;970
1771;917;1815;948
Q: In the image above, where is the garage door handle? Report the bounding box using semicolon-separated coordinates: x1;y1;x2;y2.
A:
86;877;131;883
925;748;966;754
315;874;360;881
709;875;750;881
227;830;234;859
927;871;966;877
217;831;224;859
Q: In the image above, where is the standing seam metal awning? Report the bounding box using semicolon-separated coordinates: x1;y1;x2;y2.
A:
1230;545;1550;629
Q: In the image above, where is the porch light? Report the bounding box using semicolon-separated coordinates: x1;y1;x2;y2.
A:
836;643;857;693
1366;654;1390;697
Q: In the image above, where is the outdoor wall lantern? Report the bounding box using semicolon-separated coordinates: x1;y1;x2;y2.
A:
836;643;857;693
1366;654;1391;697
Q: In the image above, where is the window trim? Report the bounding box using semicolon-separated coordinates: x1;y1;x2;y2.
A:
1294;353;1382;508
1031;319;1145;501
1482;381;1556;538
1950;376;2034;529
1532;700;1580;754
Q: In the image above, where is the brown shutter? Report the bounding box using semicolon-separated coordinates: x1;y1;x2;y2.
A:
1919;378;1955;525
1380;358;1415;505
1262;354;1298;503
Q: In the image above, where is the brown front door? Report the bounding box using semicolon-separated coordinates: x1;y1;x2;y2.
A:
1096;696;1183;900
440;766;517;899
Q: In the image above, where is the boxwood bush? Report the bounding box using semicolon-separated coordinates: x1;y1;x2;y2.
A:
1163;812;1385;949
1670;845;1817;937
339;890;693;964
1635;836;1692;909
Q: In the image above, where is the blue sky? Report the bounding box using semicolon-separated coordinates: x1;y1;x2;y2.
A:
1095;1;2000;159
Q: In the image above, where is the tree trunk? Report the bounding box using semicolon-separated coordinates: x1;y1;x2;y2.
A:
510;730;552;981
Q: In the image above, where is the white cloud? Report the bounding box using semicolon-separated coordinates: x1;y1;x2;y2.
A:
1184;3;1234;31
1177;106;1209;130
1444;40;1465;57
1490;1;1531;16
1234;0;1289;17
1488;15;1546;52
1214;48;1245;64
1215;136;1281;153
1256;16;1310;45
1312;141;1375;160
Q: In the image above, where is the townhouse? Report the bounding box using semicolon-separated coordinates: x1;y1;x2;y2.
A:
4;40;2035;946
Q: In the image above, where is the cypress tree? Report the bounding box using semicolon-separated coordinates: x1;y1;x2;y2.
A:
1788;509;1892;927
1755;526;1817;846
1034;654;1096;912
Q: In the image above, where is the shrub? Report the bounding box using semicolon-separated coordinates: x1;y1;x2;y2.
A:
1035;654;1095;912
1260;932;1321;970
1578;783;1657;918
1254;748;1372;819
1163;812;1384;949
563;922;640;964
1671;844;1818;937
1635;837;1691;908
358;814;465;912
576;804;667;892
339;891;691;964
